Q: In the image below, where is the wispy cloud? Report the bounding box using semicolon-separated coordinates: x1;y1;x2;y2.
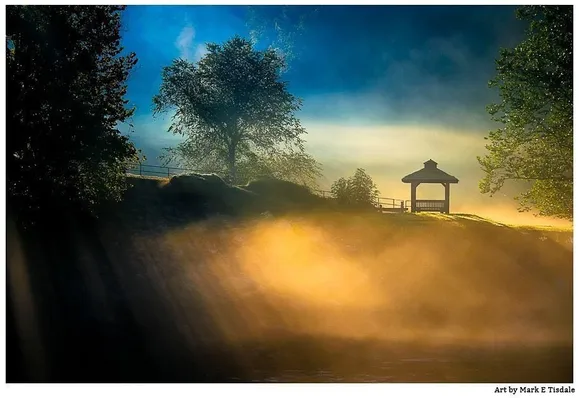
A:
175;24;208;62
175;25;196;60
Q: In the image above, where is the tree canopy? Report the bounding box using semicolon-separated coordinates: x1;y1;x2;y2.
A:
331;168;380;209
7;5;139;225
478;6;572;220
153;36;318;185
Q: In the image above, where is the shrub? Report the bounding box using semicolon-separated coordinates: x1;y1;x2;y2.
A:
330;169;379;209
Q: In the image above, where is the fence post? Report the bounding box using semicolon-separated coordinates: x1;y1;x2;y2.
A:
167;167;170;177
139;162;142;176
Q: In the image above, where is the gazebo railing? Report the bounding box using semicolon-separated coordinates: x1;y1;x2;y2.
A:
415;200;446;212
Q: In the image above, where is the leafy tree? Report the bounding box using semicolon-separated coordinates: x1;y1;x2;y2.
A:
7;5;139;225
331;168;379;208
478;6;572;220
153;36;311;184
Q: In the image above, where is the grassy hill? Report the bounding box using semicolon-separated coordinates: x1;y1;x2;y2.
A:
7;174;573;382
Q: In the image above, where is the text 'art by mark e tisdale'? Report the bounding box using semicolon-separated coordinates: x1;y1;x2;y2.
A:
495;386;575;395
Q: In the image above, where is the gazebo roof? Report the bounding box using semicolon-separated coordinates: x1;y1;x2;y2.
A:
402;159;459;184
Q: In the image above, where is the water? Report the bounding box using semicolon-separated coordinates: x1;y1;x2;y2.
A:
212;339;572;383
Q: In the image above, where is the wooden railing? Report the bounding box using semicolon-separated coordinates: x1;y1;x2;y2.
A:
377;198;407;213
316;190;408;213
415;200;446;212
125;162;207;178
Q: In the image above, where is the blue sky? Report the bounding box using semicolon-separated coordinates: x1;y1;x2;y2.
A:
120;5;525;158
117;5;563;225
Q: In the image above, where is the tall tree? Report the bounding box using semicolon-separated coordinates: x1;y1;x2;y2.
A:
478;6;572;220
153;36;311;184
7;5;139;225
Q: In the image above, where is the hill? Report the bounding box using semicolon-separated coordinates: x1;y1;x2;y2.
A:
7;174;573;382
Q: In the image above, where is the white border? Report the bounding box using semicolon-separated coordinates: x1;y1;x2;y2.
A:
2;1;576;398
1;0;577;4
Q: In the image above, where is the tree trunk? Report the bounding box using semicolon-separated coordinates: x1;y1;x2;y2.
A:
227;145;237;184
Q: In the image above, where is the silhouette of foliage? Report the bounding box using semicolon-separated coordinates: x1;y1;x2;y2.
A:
331;168;380;209
478;6;572;220
153;36;313;185
7;5;139;226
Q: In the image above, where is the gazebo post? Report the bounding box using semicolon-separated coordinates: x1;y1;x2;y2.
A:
443;182;450;214
410;182;418;213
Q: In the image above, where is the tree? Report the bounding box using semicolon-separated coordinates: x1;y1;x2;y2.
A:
478;6;572;220
330;177;350;206
153;36;310;184
330;168;380;209
7;5;139;225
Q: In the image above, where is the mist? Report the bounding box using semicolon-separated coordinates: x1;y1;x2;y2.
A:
303;121;572;228
8;189;572;381
146;214;572;350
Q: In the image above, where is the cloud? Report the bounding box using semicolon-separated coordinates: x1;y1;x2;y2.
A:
175;24;209;63
302;121;486;187
377;35;497;115
175;25;196;60
299;90;498;136
296;34;503;133
294;34;500;132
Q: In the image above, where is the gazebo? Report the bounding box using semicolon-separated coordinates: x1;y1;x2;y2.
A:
401;159;459;213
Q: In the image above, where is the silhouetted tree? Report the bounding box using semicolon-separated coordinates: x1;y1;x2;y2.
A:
478;6;572;220
331;168;379;209
331;177;350;206
153;36;311;184
7;5;138;225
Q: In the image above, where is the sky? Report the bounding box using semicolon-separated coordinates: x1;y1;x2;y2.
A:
117;5;569;226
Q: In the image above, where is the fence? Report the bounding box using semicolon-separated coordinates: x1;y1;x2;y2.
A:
314;189;408;212
126;162;207;178
126;163;410;212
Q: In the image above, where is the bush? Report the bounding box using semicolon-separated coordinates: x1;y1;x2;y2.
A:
330;169;379;209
